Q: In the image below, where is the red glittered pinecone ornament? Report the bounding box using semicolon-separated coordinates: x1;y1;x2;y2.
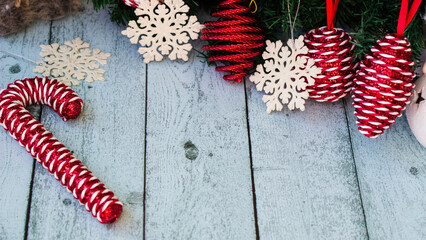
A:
304;26;358;102
352;34;415;138
200;0;265;82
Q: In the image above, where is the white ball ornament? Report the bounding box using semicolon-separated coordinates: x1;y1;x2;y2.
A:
407;63;426;147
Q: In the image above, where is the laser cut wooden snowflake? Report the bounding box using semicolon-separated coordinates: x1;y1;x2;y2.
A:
33;37;111;86
249;36;321;112
121;0;203;63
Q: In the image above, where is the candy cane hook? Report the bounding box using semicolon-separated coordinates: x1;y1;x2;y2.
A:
0;77;123;224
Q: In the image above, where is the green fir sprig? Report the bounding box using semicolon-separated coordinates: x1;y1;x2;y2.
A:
91;0;424;62
339;0;425;60
91;0;136;25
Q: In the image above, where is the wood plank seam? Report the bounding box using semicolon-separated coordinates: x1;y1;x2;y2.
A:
23;146;37;240
143;64;148;240
243;79;260;240
24;20;54;240
342;98;371;240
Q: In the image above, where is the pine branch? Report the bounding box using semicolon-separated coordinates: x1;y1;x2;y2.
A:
340;0;425;62
91;0;136;25
91;0;424;63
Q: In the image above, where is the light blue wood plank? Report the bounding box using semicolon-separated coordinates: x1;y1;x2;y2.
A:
345;100;426;240
26;5;145;239
0;21;50;239
246;81;368;239
144;40;256;239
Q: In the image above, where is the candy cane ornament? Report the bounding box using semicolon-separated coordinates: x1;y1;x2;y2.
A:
0;77;123;224
123;0;138;8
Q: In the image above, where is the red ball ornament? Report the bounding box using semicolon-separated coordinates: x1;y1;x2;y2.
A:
0;77;123;223
200;0;265;82
352;34;415;138
304;26;358;102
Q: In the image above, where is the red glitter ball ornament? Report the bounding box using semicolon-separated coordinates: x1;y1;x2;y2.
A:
0;77;123;223
304;26;358;102
200;0;265;82
352;34;415;138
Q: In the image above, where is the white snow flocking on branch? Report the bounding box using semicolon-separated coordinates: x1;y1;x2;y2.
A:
33;37;111;86
121;0;204;63
249;36;321;113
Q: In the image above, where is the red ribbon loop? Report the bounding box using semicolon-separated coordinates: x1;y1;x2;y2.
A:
326;0;339;30
397;0;423;35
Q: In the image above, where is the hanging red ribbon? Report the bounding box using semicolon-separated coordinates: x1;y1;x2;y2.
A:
326;0;339;30
397;0;423;35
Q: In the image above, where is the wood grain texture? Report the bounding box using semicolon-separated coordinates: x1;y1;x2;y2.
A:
344;100;426;240
0;21;50;239
1;2;424;239
245;84;368;239
144;40;256;239
26;5;145;240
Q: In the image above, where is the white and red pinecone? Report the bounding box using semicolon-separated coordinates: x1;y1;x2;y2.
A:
352;34;415;138
304;26;358;102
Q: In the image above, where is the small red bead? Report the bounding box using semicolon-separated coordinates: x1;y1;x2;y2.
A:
100;203;123;224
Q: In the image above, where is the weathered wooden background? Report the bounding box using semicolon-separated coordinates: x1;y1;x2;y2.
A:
0;3;425;240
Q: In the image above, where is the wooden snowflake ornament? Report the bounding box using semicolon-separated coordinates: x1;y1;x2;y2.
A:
250;36;321;113
33;37;111;86
121;0;203;63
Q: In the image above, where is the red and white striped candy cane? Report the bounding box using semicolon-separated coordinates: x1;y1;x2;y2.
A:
123;0;139;8
123;0;161;9
0;77;123;224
